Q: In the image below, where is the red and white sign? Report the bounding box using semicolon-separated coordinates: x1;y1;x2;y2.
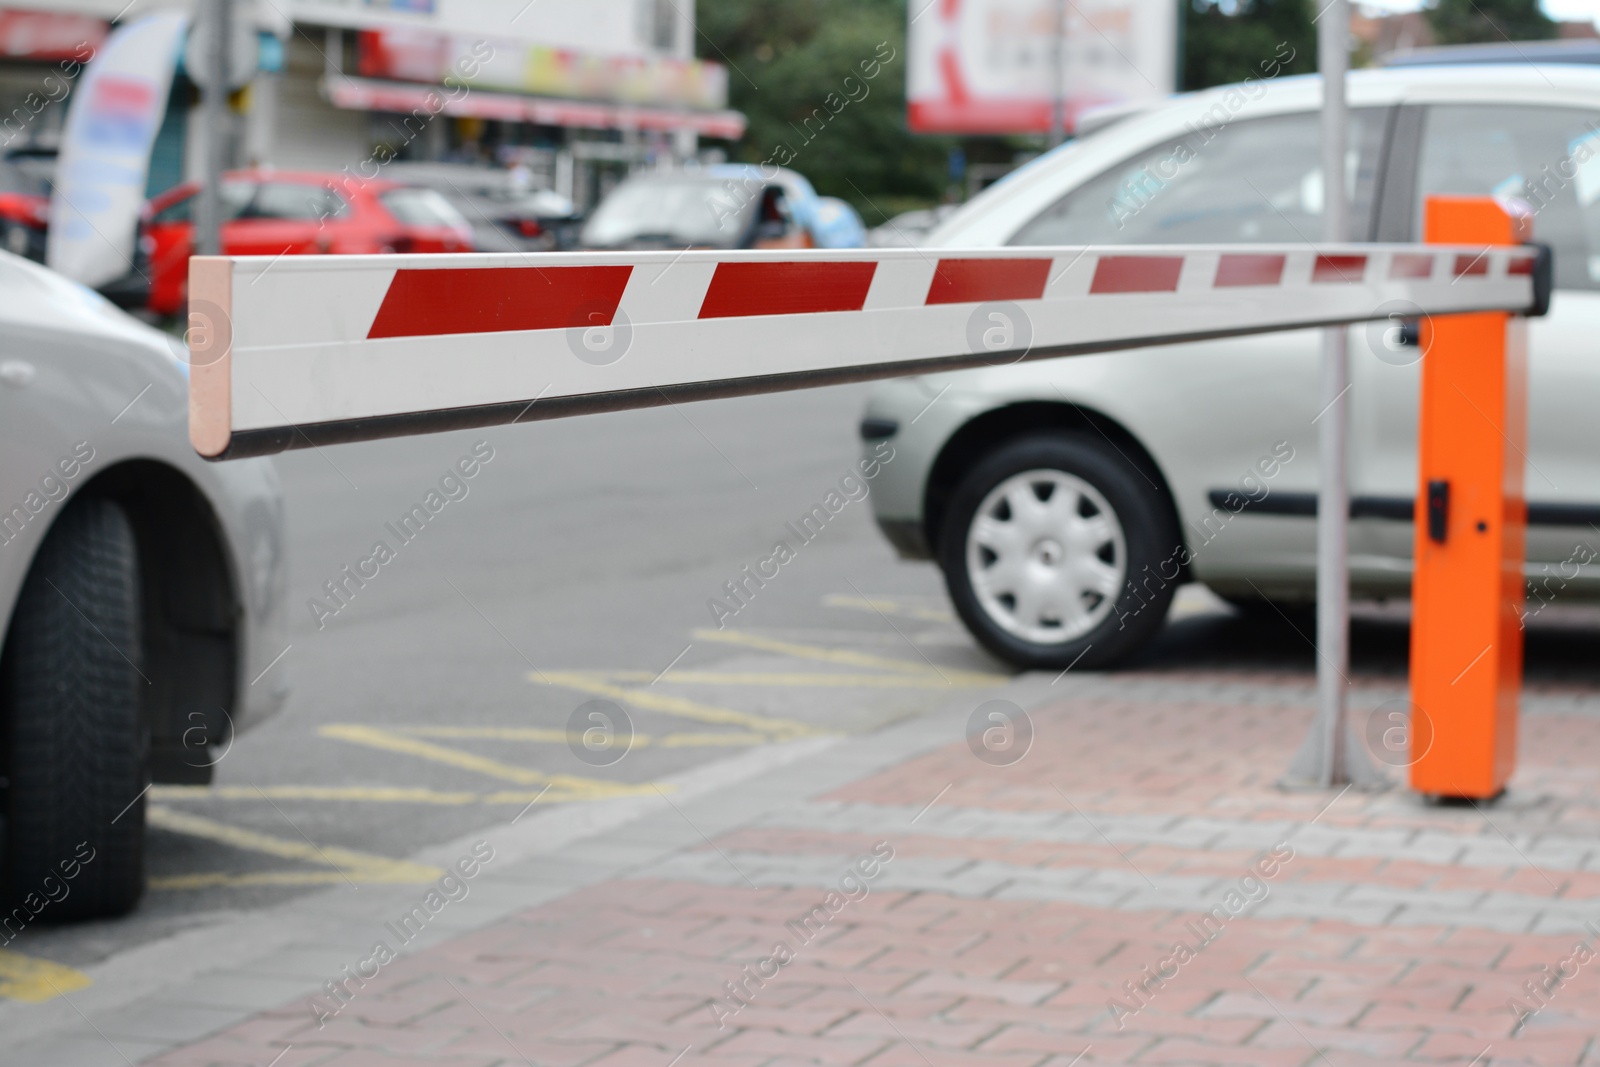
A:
907;0;1176;135
188;243;1538;461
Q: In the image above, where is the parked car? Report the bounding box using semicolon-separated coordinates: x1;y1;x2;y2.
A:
1384;39;1600;67
580;164;866;251
0;250;287;918
861;64;1600;669
383;162;582;252
143;170;476;316
0;157;50;262
867;205;957;248
0;148;152;311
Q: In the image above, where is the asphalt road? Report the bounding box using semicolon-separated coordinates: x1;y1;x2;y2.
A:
11;382;1600;979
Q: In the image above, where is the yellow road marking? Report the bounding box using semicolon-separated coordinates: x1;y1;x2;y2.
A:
155;784;482;804
540;671;820;738
153;784;589;805
692;628;1006;685
0;949;92;1003
318;724;667;796
822;593;955;622
595;670;987;689
147;806;441;884
149;870;425;890
151;783;665;805
397;726;772;747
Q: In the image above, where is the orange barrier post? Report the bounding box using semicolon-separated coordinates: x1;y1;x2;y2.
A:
1409;196;1531;799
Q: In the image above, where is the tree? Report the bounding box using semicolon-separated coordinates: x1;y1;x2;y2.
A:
697;0;951;220
1425;0;1556;44
1182;0;1318;91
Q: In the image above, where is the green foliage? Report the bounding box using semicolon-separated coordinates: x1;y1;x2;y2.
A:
1424;0;1557;44
1182;0;1318;90
697;0;951;220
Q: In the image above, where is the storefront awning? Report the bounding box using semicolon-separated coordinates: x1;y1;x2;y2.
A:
324;76;746;140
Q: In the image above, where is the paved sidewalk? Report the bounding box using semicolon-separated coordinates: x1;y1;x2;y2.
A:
29;672;1600;1066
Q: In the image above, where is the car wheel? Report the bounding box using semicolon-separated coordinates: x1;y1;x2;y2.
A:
939;433;1181;670
2;496;148;920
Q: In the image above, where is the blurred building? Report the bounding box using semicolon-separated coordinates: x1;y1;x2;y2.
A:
1352;6;1600;65
0;0;742;210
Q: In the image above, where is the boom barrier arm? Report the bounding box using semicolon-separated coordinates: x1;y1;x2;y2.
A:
187;242;1544;461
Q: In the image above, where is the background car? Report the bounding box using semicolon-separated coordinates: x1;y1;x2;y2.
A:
142;170;476;317
861;64;1600;670
383;162;582;252
866;204;957;247
579;164;865;250
0;157;48;262
0;250;287;919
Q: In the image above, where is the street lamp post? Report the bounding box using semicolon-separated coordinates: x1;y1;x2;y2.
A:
195;0;231;257
1047;0;1067;148
1283;0;1387;791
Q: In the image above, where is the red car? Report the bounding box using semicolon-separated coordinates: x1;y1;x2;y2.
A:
144;170;476;316
0;158;50;261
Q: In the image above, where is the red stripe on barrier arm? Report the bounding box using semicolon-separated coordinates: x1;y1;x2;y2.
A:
1088;255;1184;294
1454;252;1490;277
925;258;1051;304
1214;254;1285;288
1390;253;1435;279
1312;254;1367;283
1507;255;1535;275
367;265;634;339
698;261;879;319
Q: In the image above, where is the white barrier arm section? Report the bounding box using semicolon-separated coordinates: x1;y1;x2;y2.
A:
187;244;1539;459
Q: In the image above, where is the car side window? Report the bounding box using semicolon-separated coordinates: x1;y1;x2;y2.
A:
1414;105;1600;291
151;182;255;224
1010;109;1387;246
243;182;348;222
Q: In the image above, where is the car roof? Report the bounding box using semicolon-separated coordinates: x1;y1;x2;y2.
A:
1383;39;1600;67
930;65;1600;246
619;164;820;200
150;170;402;206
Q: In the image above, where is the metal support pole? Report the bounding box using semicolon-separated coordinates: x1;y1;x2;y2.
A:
195;0;230;257
1283;0;1386;791
1047;0;1067;148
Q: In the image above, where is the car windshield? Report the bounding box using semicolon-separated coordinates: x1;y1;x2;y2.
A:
582;177;757;247
381;187;470;228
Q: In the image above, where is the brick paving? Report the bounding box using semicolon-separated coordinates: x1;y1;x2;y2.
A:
141;678;1600;1067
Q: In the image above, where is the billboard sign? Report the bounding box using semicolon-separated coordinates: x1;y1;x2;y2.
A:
357;27;729;111
907;0;1176;135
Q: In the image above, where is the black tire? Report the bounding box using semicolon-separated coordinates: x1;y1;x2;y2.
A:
939;433;1182;670
2;496;148;920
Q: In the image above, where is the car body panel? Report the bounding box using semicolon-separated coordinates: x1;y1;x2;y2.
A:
0;251;288;734
867;65;1600;601
143;170;475;316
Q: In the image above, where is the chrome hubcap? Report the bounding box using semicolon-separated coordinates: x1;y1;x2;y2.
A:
965;469;1127;645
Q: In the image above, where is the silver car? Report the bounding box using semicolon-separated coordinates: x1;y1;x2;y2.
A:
0;251;287;919
863;65;1600;669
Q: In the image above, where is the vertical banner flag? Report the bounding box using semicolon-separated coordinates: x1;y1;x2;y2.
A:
47;11;187;287
907;0;1176;135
